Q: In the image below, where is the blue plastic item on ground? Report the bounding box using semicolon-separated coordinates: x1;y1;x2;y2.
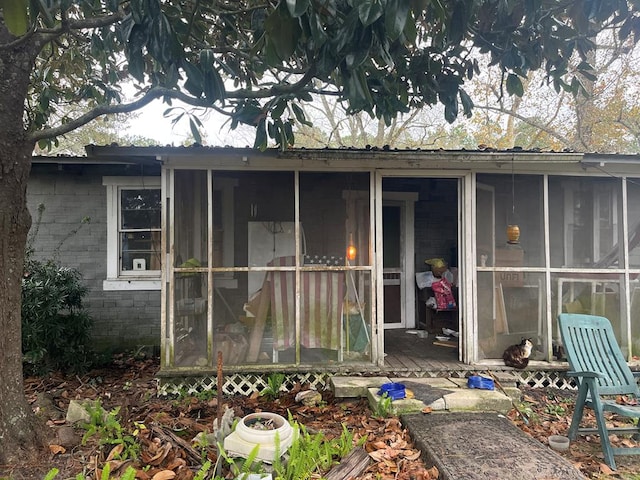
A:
378;382;406;400
467;375;495;390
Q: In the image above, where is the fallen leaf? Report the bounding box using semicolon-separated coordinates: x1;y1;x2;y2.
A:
145;443;172;466
426;466;439;478
599;462;615;475
106;460;130;474
106;443;124;462
165;458;186;470
616;395;638;405
384;447;402;459
151;470;176;480
49;444;66;455
368;450;387;462
403;449;422;461
421;406;433;414
134;469;152;480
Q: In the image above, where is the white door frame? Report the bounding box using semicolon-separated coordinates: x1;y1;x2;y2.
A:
375;171;472;363
381;194;418;329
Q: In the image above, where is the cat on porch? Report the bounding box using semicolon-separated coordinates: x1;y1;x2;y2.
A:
502;338;533;369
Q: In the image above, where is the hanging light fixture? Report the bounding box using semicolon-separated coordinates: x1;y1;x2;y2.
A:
507;156;520;244
346;232;357;261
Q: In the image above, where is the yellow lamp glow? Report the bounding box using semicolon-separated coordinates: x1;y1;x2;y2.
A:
346;234;357;261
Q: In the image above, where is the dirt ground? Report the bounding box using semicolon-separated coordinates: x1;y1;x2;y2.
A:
2;353;640;480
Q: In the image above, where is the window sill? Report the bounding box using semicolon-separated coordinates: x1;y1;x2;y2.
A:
103;279;161;291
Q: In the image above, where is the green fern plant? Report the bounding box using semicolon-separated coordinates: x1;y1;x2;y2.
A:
80;400;141;460
271;415;355;480
374;393;393;418
217;442;265;478
260;372;286;401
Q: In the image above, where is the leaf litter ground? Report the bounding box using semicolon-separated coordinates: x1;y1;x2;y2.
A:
3;353;640;480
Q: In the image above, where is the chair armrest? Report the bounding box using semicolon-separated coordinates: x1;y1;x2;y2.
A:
566;370;605;379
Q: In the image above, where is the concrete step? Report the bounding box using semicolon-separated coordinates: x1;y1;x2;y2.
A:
330;375;521;415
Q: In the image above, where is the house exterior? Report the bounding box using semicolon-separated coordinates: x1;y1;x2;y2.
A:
28;147;640;382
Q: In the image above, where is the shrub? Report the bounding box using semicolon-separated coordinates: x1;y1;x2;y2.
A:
22;257;94;375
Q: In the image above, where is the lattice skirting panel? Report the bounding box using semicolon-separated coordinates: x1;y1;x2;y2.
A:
157;369;580;396
157;372;332;397
374;369;579;389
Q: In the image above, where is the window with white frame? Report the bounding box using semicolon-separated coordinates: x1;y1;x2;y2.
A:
103;177;162;290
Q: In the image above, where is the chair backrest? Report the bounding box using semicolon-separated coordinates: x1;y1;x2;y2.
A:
558;313;638;396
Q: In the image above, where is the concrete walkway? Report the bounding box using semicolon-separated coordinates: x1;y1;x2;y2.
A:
330;376;585;480
405;412;585;480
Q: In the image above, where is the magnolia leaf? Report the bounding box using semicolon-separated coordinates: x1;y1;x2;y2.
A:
199;49;215;73
264;7;300;61
506;73;524;97
292;103;312;126
254;119;268;151
286;0;309;18
358;0;384;27
308;11;328;48
271;98;287;119
189;118;203;144
203;69;224;103
385;0;409;41
459;88;474;117
1;0;29;35
182;61;204;97
444;98;458;124
448;1;467;44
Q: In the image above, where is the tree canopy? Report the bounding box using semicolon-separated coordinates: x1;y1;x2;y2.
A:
2;0;640;465
6;0;640;150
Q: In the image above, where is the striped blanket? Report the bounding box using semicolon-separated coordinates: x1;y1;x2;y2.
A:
268;256;344;352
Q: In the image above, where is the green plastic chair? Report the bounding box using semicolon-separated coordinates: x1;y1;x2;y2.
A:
558;313;640;469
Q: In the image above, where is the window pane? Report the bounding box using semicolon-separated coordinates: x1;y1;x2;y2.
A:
300;172;371;266
120;231;161;272
549;176;623;268
553;273;624;356
213;272;258;365
211;173;239;268
627;178;640;268
121;189;161;229
344;270;372;362
243;171;295;294
476;174;544;267
477;271;546;360
174;273;208;366
174;170;208;268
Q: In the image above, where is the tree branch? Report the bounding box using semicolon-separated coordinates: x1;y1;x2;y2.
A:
29;88;167;142
30;65;324;142
476;104;573;147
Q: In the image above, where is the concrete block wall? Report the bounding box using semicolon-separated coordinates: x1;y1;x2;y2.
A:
413;178;458;271
27;165;161;351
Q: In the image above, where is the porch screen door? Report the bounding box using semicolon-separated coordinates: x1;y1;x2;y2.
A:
383;204;403;328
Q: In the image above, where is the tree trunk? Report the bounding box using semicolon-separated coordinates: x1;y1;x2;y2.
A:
0;28;47;464
0;141;46;465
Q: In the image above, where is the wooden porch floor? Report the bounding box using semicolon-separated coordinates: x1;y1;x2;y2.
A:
382;328;474;375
